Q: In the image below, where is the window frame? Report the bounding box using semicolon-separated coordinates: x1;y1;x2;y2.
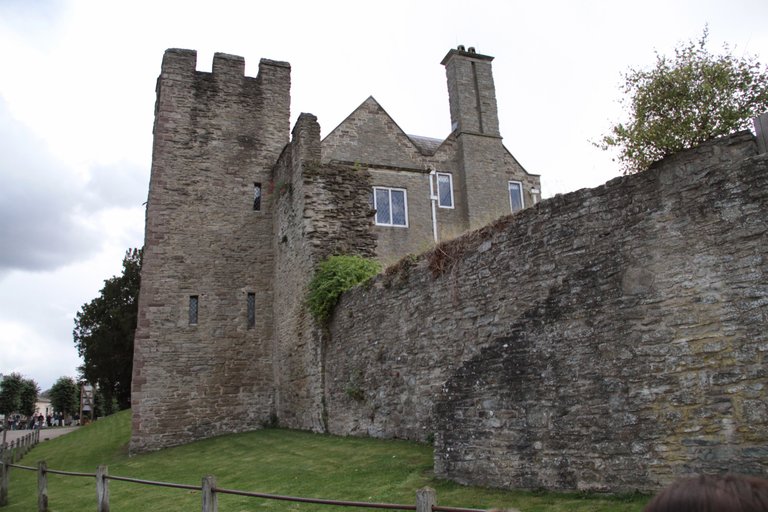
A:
373;186;409;228
508;180;525;213
436;172;454;209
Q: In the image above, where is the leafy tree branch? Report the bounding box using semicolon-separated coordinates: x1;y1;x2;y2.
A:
598;27;768;174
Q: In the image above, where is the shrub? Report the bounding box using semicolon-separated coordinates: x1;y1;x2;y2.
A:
307;255;381;324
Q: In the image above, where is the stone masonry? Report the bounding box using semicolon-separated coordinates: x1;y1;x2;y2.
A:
132;46;767;493
132;45;540;453
131;50;290;451
324;131;768;492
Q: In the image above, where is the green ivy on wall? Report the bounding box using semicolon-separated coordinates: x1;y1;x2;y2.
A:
307;255;381;324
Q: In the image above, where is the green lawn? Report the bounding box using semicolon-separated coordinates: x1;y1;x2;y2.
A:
3;411;649;512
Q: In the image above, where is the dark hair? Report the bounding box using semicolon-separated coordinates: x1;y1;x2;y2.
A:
644;474;768;512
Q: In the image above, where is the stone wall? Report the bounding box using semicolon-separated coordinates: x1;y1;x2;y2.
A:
272;113;376;432
324;131;767;492
130;50;290;453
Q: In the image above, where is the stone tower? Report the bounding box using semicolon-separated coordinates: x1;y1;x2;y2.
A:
130;49;290;452
442;46;532;229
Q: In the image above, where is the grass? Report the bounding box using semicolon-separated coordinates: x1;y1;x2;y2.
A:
3;410;650;512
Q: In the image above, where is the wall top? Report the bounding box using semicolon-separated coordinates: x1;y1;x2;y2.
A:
260;58;291;69
441;45;494;65
160;49;291;77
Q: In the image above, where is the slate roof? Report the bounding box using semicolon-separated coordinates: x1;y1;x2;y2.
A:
407;134;444;156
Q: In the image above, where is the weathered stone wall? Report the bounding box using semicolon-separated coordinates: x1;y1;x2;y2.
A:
324;131;767;492
130;50;290;453
272;113;376;432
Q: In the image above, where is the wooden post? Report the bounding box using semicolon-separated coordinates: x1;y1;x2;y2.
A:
202;475;217;512
96;465;109;512
0;454;9;506
37;461;48;512
416;487;437;512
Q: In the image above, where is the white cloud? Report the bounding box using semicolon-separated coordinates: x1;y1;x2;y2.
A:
0;97;101;273
0;319;80;391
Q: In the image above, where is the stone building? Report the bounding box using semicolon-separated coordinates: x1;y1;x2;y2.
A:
131;39;768;492
131;46;539;452
322;46;540;263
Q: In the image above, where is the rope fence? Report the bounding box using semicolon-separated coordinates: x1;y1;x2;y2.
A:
0;457;487;512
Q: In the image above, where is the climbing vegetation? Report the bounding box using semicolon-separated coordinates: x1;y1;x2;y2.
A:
307;255;381;324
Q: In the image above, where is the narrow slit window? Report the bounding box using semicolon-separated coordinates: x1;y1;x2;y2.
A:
189;295;199;325
247;292;256;329
253;183;262;211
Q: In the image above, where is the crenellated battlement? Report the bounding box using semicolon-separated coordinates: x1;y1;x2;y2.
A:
212;52;245;77
160;48;197;79
159;48;290;82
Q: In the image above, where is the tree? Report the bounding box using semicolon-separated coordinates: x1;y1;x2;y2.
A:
0;373;23;417
598;28;768;174
73;248;142;411
0;373;39;418
49;377;79;417
19;378;39;417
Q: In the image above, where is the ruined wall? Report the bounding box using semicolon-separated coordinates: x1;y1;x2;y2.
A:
272;114;376;432
324;132;767;492
130;50;290;453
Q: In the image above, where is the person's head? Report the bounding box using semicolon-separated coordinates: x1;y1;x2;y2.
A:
644;474;768;512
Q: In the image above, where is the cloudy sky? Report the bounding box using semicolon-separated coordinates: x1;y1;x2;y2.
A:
1;0;766;392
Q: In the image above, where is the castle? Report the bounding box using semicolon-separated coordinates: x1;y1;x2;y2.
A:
131;46;768;492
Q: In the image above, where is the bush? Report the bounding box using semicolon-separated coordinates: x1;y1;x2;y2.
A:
597;27;768;174
307;255;381;324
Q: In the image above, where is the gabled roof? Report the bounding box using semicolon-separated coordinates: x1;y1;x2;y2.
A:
323;96;448;158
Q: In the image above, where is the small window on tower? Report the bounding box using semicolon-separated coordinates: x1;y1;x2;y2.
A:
253;183;262;211
189;295;199;325
247;292;256;329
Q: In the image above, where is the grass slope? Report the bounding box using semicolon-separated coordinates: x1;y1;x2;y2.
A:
4;411;648;512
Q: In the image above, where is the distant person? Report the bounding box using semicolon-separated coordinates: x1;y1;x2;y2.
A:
644;474;768;512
